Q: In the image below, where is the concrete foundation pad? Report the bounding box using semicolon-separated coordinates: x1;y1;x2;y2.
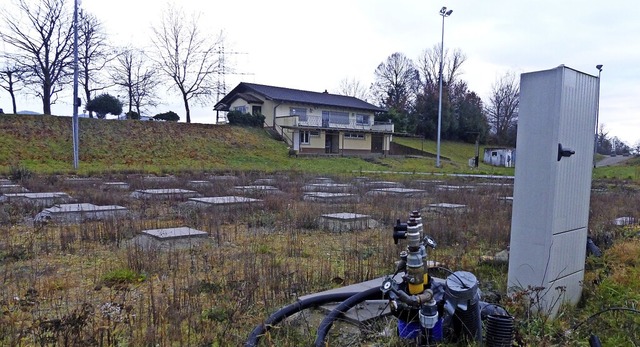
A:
65;177;101;185
253;178;277;185
232;185;281;194
0;192;71;206
363;181;404;189
142;176;176;184
319;213;377;232
185;196;262;210
436;184;476;191
188;180;213;188
143;226;208;240
129;227;210;251
34;203;128;224
207;175;239;182
427;203;468;213
366;188;427;197
0;184;29;194
101;182;130;190
303;183;354;193
303;192;358;203
131;189;200;200
309;177;334;184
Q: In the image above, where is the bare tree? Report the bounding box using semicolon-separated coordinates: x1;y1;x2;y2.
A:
0;63;26;114
151;5;223;123
78;11;114;117
416;44;466;91
337;77;370;101
486;72;519;145
0;0;74;115
109;48;160;117
371;52;418;112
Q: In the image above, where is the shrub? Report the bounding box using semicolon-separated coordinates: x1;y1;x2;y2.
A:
154;111;180;122
9;164;32;181
86;94;123;119
126;111;140;120
226;110;265;127
102;268;146;288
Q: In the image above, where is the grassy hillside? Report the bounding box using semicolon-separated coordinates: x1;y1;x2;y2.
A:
0;114;637;180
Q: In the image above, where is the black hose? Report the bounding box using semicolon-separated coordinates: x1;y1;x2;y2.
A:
245;291;360;347
314;286;383;347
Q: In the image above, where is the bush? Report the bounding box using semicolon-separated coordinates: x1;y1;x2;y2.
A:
86;94;123;119
226;110;265;127
154;111;180;122
126;111;140;120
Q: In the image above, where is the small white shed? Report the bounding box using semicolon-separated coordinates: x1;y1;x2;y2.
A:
483;148;515;167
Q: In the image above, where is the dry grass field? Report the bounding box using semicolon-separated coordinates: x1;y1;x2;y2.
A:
0;172;638;346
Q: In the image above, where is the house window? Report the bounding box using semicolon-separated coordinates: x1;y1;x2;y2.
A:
290;107;308;121
356;114;369;125
300;131;311;144
344;132;364;139
252;106;262;115
322;111;349;124
233;105;247;113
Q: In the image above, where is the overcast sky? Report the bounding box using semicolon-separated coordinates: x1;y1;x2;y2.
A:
2;0;639;145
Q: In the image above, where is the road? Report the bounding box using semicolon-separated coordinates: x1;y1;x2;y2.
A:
595;155;634;167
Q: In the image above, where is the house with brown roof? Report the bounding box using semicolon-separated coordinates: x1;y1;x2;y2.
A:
214;82;394;155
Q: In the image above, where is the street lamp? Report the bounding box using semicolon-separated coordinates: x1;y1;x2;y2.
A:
594;64;603;167
436;6;453;168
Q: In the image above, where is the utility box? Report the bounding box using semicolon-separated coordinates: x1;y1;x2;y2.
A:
507;65;598;317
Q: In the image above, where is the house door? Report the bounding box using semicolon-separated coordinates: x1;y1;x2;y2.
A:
371;134;384;153
325;132;338;154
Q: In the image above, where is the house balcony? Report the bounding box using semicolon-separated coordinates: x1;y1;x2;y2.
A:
288;115;394;133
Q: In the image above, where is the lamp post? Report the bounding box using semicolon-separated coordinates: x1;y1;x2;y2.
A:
594;64;603;167
436;6;453;168
72;0;80;169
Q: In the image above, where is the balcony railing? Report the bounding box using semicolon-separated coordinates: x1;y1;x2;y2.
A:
286;115;394;132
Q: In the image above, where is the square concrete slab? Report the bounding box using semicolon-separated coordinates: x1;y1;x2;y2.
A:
129;227;211;251
319;213;378;232
101;182;130;190
65;177;101;185
232;185;281;194
253;178;277;185
302;183;354;193
142;176;176;184
142;226;208;240
363;181;404;189
131;189;200;200
0;192;71;206
185;196;263;210
436;184;476;191
366;188;427;197
207;175;239;182
188;180;213;188
303;192;358;203
427;203;468;213
309;177;334;184
34;203;128;224
0;184;29;194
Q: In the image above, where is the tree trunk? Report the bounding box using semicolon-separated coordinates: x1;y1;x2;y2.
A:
183;93;191;123
42;83;52;115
